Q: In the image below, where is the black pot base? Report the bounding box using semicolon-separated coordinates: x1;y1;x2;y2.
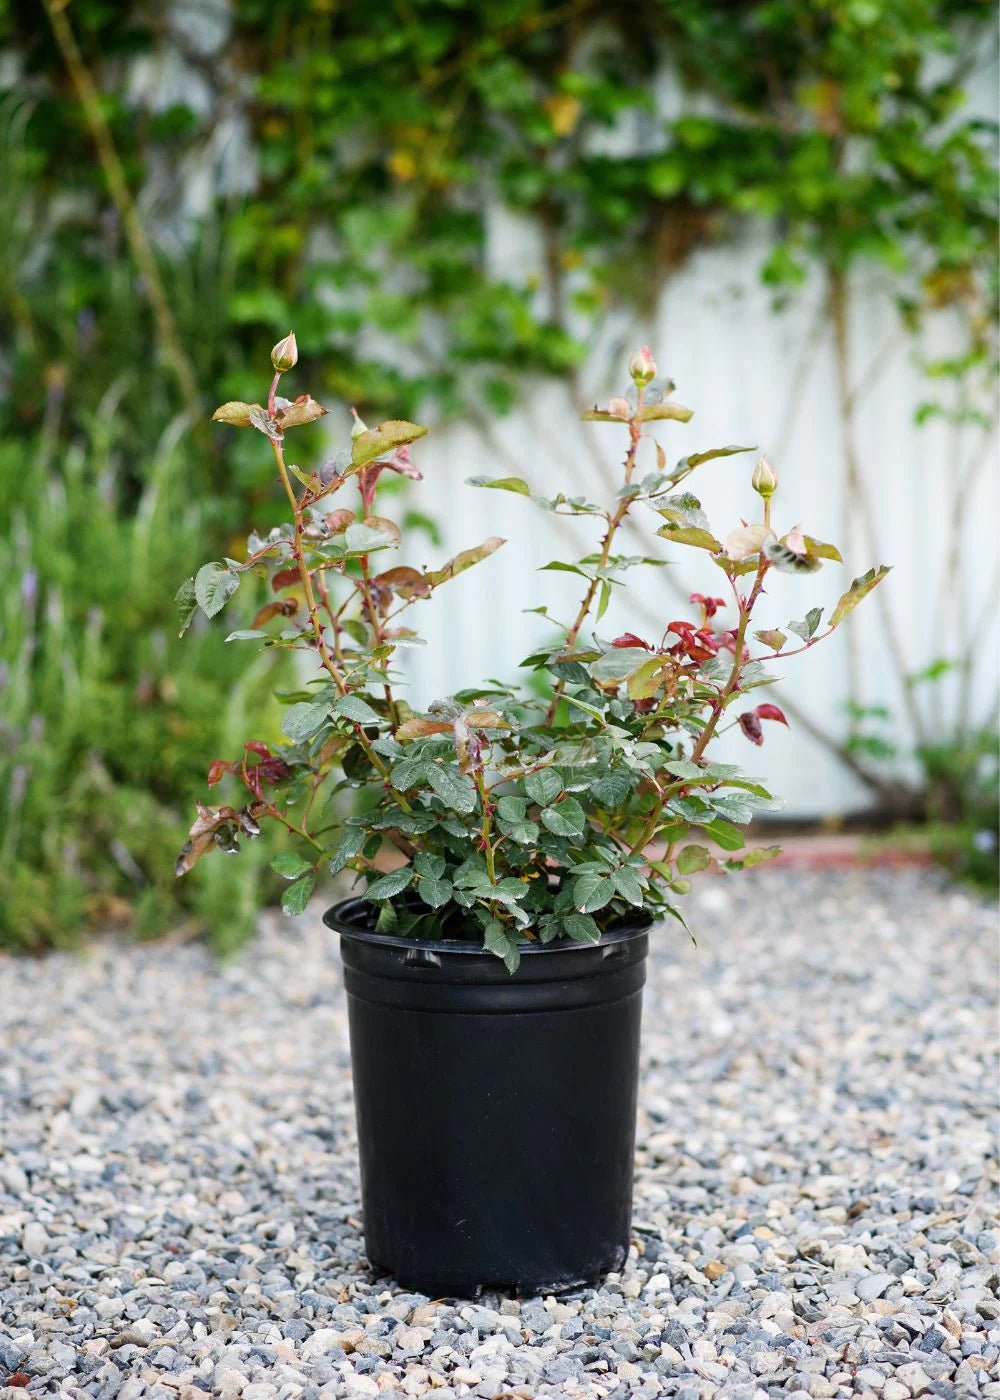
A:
327;898;649;1298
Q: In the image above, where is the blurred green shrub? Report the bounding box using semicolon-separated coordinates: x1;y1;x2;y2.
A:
0;401;287;951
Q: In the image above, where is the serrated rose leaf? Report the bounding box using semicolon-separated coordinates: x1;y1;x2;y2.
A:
638;401;694;423
657;524;723;552
282;873;316;916
524;768;563;805
425;537;505;586
364;867;414;901
351;420;429;469
271;852;313;880
467;475;531;495
830;565;892;628
395;717;453;742
676;844;712;875
195;562;240;619
275;394;328;430
573;872;615;913
211;401;256;427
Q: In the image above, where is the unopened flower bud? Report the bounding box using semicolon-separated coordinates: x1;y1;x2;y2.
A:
628;345;657;387
350;406;369;440
271;332;298;373
752;455;778;500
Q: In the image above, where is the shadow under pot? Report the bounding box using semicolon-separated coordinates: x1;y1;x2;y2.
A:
325;896;650;1298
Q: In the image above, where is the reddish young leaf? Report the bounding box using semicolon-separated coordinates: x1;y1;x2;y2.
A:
738;712;765;746
755;703;788;726
612;632;650;649
206;759;232;787
251;600;295;629
271;567;301;592
689;593;727;618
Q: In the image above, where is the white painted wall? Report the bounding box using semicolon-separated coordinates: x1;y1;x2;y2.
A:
383;232;998;818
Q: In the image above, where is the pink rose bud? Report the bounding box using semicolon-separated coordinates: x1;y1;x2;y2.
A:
752;455;778;500
271;331;298;373
628;345;657;387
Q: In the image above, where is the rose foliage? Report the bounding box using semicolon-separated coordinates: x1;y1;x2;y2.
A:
177;336;890;971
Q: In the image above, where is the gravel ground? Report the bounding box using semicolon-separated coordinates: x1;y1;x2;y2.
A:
1;867;997;1400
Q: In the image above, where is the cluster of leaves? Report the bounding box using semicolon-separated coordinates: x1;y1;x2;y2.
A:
179;338;889;969
3;0;994;443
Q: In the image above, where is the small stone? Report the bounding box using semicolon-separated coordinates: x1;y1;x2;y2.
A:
21;1223;51;1257
896;1363;933;1394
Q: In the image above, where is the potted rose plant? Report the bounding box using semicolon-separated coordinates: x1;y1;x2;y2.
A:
176;335;889;1296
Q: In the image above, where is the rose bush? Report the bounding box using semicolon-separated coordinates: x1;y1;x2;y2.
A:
177;336;889;969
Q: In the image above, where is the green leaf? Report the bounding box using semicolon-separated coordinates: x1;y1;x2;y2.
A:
483;920;521;974
726;844;782;870
271;852;313;880
754;628;787;652
541;797;587;837
788;607;824;641
590;771;630;807
414;852;446;880
830;566;892;628
195;561;241;619
333;694;381;725
282;874;316;916
676;844;712;875
627;657;664;701
611;866;644;905
467;475;531;495
664;760;706;781
524;768;563;805
590;648;650;684
224;629;268;642
328;827;365;875
573;872;616;913
281;700;331;743
211;400;256;427
638;401;694;423
657;525;723;552
425;764;477;812
425;537;505;586
496;795;527;822
175;577;197;638
676;444;754;472
351;420;428;470
803;536;843;563
561;912;601;944
417;877;452;908
342;522;398;555
365;867;414;901
700;818;745;852
499;818;540;845
390;757;427;790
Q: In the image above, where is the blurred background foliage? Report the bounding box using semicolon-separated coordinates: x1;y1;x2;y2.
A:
0;0;996;950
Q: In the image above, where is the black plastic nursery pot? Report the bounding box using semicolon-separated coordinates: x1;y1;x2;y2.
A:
324;896;650;1297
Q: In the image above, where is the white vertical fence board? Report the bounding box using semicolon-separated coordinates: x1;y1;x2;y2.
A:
395;229;998;817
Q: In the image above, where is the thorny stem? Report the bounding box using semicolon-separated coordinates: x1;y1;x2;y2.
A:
544;393;645;724
267;427;411;812
473;770;497;884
